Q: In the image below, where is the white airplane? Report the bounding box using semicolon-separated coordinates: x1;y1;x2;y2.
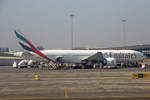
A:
14;30;146;68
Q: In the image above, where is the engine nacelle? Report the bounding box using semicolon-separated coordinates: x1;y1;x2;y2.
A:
55;56;64;63
103;57;117;66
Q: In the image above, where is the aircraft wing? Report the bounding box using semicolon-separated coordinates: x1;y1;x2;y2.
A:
82;52;105;64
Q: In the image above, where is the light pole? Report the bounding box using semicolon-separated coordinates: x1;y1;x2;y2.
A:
70;14;74;50
121;19;127;46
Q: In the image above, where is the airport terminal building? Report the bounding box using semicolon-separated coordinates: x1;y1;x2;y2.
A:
0;48;10;56
0;48;9;53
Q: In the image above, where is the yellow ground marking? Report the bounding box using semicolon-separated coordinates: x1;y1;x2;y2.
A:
132;73;150;78
64;88;68;98
0;57;23;60
4;96;150;100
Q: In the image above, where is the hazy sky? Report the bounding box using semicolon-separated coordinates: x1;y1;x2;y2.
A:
0;0;150;50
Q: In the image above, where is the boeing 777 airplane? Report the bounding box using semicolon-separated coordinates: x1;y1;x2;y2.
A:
14;30;146;68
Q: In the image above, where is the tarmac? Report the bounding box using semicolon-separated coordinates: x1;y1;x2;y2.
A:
0;66;150;100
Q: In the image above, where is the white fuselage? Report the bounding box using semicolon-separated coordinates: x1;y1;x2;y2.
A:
33;49;146;64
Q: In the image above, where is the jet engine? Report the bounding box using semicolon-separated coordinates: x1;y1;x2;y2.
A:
55;56;64;63
103;57;117;66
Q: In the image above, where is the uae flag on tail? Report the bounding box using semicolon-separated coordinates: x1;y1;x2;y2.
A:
14;30;51;62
